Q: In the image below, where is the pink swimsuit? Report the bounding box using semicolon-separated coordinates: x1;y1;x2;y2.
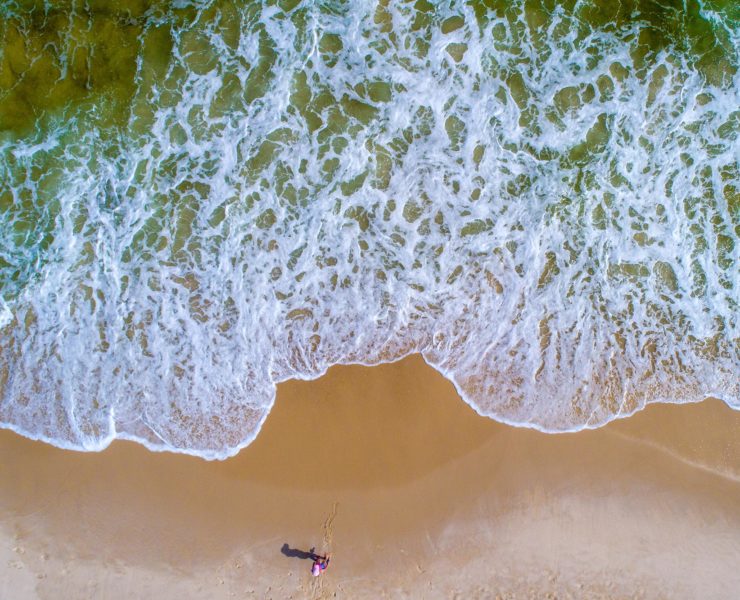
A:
311;559;329;576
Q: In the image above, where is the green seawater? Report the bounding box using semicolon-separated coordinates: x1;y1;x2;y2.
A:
1;0;737;136
0;1;737;276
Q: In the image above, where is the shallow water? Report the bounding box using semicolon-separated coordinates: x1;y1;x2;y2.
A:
0;0;738;458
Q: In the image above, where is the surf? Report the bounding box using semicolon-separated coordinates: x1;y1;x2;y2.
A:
0;0;737;458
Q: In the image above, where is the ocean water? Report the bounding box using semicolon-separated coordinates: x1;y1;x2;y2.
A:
0;0;737;459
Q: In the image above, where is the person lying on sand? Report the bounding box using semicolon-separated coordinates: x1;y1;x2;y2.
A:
311;553;331;577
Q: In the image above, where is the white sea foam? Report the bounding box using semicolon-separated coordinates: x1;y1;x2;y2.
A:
0;0;738;458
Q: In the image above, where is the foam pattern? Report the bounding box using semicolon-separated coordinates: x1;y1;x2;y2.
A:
0;0;737;458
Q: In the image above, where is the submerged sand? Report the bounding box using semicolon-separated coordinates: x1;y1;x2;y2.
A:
1;355;739;599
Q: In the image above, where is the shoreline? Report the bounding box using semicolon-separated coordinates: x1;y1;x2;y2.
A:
1;354;739;598
3;350;736;460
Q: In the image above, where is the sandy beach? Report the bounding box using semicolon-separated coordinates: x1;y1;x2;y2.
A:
1;354;739;599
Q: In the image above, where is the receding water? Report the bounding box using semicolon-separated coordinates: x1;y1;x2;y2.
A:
0;0;738;458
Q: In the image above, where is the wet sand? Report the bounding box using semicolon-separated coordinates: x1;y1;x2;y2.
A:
1;354;739;599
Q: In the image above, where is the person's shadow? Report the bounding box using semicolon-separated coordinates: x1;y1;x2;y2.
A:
281;543;319;561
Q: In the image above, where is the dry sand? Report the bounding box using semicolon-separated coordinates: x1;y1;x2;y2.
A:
1;354;739;599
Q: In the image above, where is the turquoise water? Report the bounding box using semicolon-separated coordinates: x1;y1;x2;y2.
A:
0;0;738;458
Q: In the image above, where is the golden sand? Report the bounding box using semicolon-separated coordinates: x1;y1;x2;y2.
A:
1;355;739;598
